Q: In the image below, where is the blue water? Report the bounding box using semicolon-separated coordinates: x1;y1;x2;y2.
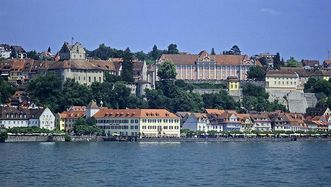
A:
1;141;331;186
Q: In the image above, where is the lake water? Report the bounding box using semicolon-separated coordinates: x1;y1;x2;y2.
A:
1;141;331;186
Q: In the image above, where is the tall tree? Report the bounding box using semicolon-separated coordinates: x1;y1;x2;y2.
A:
157;60;177;80
167;43;179;54
211;48;216;55
273;53;283;69
150;45;161;60
47;47;51;53
121;48;134;83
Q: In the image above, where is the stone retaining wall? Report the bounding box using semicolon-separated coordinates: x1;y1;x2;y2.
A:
5;135;65;142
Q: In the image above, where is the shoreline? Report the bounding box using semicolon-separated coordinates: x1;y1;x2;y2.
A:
2;135;331;143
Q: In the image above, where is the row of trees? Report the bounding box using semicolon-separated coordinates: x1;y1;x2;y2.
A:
27;73;148;113
87;43;180;64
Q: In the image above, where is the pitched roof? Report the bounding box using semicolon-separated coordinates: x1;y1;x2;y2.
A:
47;60;116;71
266;70;299;78
29;109;44;118
59;110;85;119
159;53;258;66
93;108;178;119
192;113;208;120
0;106;30;119
302;60;319;67
176;112;191;118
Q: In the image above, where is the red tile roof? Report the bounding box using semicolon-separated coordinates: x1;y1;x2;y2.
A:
93;108;178;119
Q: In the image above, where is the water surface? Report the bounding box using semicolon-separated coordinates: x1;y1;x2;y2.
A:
1;141;331;186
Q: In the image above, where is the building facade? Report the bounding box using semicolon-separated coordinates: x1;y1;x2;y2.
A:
182;113;210;132
157;50;261;81
0;106;55;130
94;109;180;137
58;42;86;60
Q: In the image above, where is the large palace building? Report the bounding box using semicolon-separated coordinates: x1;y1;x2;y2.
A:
157;50;261;81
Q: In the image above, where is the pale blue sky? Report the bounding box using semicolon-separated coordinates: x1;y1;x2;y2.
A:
0;0;330;61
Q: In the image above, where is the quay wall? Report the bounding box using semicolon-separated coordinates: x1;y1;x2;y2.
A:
5;135;65;142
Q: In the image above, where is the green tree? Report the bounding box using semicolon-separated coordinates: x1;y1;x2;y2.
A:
89;43;113;60
47;47;51;53
242;84;269;99
0;77;15;104
247;66;266;81
230;45;241;55
167;43;179;54
273;53;283;69
157;60;177;80
27;73;63;112
149;45;161;60
26;50;39;60
121;48;134;83
0;132;8;142
104;72;122;83
223;45;241;55
286;57;301;67
145;89;170;109
203;91;237;109
61;79;92;110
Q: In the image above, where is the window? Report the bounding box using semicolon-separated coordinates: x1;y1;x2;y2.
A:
89;77;91;82
135;126;138;129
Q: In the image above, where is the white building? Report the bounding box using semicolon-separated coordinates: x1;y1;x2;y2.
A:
58;42;86;60
250;113;272;131
0;106;55;130
0;107;29;128
182;113;210;132
94;108;180;137
29;107;55;130
0;44;11;59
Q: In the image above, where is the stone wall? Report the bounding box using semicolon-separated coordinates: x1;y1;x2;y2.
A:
5;135;65;142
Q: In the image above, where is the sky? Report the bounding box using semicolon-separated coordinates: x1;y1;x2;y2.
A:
0;0;330;61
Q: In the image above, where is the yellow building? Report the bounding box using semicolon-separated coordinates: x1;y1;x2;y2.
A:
57;106;86;131
227;76;240;91
94;109;180;137
266;70;300;90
